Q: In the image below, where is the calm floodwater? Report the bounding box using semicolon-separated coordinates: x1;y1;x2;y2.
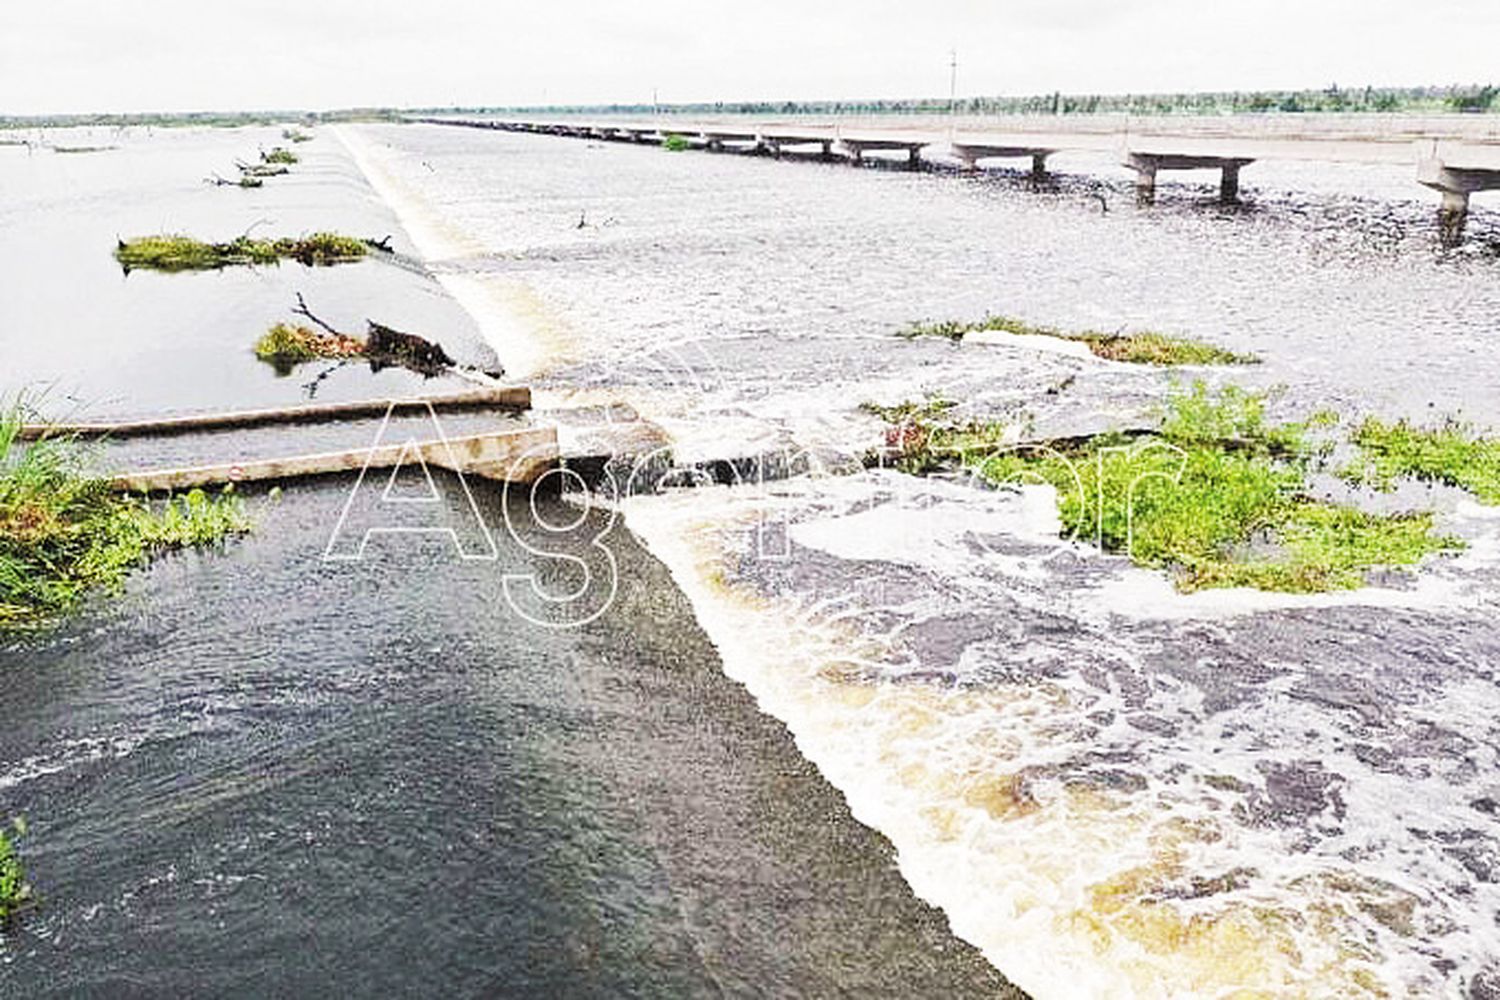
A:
0;126;496;420
339;121;1500;998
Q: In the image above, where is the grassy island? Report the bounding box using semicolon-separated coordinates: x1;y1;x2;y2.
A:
254;322;366;365
900;314;1257;366
1341;418;1500;503
866;383;1465;593
114;232;369;271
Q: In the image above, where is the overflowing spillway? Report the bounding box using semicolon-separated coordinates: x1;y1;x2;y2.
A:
333;121;1500;997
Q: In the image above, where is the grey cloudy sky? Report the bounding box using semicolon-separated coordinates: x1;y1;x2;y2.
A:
3;0;1495;114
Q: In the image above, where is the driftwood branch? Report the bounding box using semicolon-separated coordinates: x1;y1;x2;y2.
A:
363;235;394;253
366;320;455;374
291;293;344;336
283;294;495;381
235;160;289;178
239;217;275;240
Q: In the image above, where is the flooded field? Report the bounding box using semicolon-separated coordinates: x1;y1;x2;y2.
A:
339;121;1500;997
0;126;495;420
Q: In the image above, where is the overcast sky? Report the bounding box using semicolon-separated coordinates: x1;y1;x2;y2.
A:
3;0;1496;114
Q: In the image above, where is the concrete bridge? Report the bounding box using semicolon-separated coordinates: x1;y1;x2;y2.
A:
418;113;1500;243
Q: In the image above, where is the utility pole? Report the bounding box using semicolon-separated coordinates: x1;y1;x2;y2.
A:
949;49;958;116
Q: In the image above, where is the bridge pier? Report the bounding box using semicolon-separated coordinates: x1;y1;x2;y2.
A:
1221;162;1242;202
1439;190;1469;245
1419;158;1500;246
1129;157;1158;205
948;143;1054;182
840;139;926;169
1031;153;1049;184
752;135;835;160
1124;153;1254;206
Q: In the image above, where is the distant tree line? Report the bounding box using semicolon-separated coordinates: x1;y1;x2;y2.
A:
3;84;1494;130
0;108;405;130
468;83;1499;118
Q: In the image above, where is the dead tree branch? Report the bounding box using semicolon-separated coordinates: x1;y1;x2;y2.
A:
291;292;344;336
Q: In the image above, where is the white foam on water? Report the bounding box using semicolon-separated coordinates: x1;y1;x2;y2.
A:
619;473;1500;998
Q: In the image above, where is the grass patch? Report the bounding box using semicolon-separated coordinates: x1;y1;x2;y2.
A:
1342;418;1500;504
261;146;299;165
662;133;690;152
254;323;365;366
900;314;1257;366
867;382;1459;593
114;232;368;272
51;145;116;154
0;818;33;926
0;400;250;631
282;127;313;143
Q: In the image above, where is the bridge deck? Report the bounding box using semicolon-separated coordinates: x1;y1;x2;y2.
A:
419;113;1500;242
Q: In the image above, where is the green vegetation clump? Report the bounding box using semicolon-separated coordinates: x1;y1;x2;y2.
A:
867;383;1459;593
0;818;33;926
1342;418;1500;503
254;323;365;366
0;402;250;631
282;127;313;143
900;314;1257;366
261;146;299;165
114;232;368;271
662;133;690;152
861;397;1010;475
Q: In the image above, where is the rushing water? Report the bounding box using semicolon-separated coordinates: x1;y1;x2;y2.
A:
335;121;1500;997
0;476;1010;997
